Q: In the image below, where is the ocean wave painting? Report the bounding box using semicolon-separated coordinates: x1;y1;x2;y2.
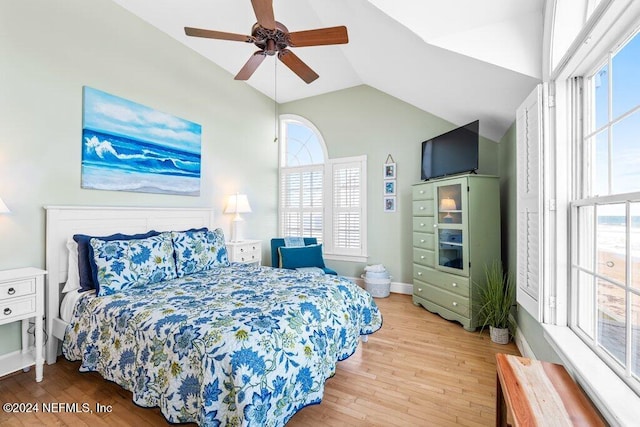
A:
81;86;201;196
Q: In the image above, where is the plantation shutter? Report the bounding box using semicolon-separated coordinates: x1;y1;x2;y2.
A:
279;165;324;241
516;84;545;322
326;156;367;257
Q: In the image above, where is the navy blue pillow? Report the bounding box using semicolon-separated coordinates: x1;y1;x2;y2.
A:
73;230;160;293
278;244;326;269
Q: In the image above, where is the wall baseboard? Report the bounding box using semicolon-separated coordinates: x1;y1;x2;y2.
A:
389;281;413;295
347;276;413;295
512;313;535;359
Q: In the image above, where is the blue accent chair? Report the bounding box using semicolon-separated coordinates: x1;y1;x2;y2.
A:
270;238;338;275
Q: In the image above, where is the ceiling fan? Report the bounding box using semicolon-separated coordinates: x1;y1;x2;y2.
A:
184;0;348;84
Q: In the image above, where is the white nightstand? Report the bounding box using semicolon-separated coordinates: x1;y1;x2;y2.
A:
227;240;262;266
0;267;47;382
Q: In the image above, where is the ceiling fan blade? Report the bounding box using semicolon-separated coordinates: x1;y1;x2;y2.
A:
288;26;348;47
278;49;319;84
185;27;254;43
235;51;267;80
251;0;276;30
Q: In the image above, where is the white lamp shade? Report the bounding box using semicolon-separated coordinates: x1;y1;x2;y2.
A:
0;197;10;214
439;198;457;211
224;194;252;214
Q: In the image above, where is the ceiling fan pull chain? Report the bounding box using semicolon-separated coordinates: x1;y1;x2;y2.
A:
274;58;278;143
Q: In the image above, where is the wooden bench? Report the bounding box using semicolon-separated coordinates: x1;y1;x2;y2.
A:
495;354;606;426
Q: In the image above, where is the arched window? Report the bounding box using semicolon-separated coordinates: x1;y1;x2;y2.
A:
278;114;367;261
279;116;327;241
550;0;604;72
281;118;326;167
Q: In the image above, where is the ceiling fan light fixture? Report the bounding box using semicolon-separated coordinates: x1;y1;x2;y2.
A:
184;0;348;83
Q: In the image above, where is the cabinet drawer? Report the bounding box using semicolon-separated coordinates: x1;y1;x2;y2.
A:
0;279;35;301
412;184;433;201
413;217;435;233
413;264;469;296
413;281;469;317
413;248;435;267
413;232;434;251
412;200;434;216
0;296;36;322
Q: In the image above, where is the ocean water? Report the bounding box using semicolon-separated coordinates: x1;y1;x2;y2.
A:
81;128;201;196
596;223;640;257
598;216;640;227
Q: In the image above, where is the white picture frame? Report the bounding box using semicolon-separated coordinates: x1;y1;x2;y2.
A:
383;196;396;212
384;179;396;195
384;163;396;179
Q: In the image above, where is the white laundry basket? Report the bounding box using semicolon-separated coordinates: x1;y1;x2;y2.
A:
362;265;391;298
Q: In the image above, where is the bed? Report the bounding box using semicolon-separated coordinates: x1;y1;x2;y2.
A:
44;206;382;426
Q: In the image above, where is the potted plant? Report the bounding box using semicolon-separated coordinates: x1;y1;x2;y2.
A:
478;261;515;344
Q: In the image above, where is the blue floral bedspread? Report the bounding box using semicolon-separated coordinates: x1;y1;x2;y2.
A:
63;264;382;426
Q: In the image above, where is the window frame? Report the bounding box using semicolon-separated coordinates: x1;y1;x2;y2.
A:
568;27;640;394
279;114;328;167
278;114;367;262
324;155;368;262
279;164;325;241
540;0;640;421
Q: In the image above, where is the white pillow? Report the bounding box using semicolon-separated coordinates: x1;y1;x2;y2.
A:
62;239;81;293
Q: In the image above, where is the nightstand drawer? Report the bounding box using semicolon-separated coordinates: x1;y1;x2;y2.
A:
235;250;260;263
236;243;260;255
1;295;36;322
0;267;47;383
0;278;35;301
227;240;262;265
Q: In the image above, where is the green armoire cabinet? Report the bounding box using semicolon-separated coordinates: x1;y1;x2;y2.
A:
412;174;501;331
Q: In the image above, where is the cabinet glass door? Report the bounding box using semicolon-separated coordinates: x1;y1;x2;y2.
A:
435;178;469;276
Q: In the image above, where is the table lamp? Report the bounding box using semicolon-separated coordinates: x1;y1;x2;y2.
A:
440;197;456;221
224;193;252;242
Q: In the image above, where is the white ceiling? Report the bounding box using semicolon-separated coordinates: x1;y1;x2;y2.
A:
111;0;543;141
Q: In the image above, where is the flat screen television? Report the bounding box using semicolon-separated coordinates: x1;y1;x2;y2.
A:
421;120;479;180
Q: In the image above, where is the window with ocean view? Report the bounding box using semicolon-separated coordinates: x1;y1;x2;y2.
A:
571;27;640;392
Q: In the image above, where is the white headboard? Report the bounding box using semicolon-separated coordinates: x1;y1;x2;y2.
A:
44;205;215;364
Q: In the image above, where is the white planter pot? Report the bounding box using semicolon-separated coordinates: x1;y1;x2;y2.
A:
490;326;510;344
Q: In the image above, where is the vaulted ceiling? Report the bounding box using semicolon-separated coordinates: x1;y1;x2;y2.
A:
111;0;544;141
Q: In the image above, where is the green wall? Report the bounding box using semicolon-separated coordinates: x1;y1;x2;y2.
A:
499;123;517;276
280;85;499;282
498;121;560;363
0;0;278;354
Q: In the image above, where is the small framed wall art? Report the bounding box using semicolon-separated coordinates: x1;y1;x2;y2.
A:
383;154;397;212
384;179;396;195
384;162;396;179
383;196;396;213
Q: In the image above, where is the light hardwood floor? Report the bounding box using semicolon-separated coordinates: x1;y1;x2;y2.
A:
0;293;519;426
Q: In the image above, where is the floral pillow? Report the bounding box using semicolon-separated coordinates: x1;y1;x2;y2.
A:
171;228;230;277
90;232;177;296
